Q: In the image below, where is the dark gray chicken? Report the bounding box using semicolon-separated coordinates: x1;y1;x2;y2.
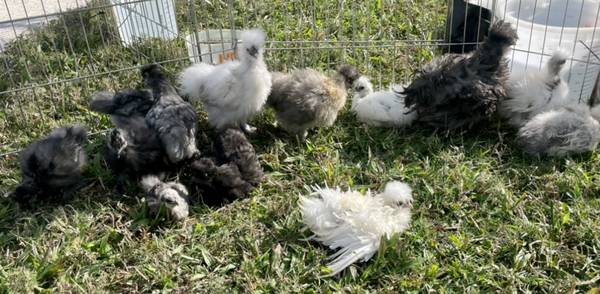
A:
104;115;167;180
90;89;168;180
89;88;154;118
188;128;263;205
142;64;200;164
403;21;518;130
11;125;88;207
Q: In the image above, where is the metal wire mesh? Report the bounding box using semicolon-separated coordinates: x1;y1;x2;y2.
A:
1;0;600;156
0;0;446;94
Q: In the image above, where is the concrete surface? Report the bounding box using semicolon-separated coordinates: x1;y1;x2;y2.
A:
0;0;88;49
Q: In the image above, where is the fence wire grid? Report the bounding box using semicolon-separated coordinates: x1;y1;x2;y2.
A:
1;0;600;156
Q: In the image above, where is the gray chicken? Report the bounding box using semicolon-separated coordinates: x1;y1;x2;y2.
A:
142;64;200;164
189;128;263;205
267;65;360;139
11;125;88;207
403;21;518;130
140;175;190;221
90;89;167;180
104;115;167;180
517;104;600;157
89;88;154;118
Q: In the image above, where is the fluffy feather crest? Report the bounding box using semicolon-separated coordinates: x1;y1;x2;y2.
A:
337;64;360;89
470;20;517;73
547;48;569;69
241;28;266;52
352;76;374;99
542;48;569;79
300;182;413;276
486;20;518;47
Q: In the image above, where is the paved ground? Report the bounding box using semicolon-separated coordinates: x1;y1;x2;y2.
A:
0;0;88;49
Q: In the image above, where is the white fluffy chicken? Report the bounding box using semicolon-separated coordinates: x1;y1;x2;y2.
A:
299;181;413;276
179;28;271;133
351;76;417;127
501;49;570;127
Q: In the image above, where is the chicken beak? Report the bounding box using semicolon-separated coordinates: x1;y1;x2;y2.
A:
246;46;258;58
116;142;127;159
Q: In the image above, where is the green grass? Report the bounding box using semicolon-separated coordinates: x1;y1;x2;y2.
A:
1;0;599;292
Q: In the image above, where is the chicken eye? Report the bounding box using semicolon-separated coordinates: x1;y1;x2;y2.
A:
357;86;365;91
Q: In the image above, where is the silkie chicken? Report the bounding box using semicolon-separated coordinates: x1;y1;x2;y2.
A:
140;175;190;221
179;29;271;133
500;49;570;127
403;20;518;130
11;125;88;207
517;104;600;156
104;116;167;181
188;128;263;205
143;64;200;164
351;76;417;127
267;65;359;139
300;181;413;276
90;90;167;180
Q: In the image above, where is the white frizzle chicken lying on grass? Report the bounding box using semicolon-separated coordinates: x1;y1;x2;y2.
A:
299;181;414;276
351;76;416;127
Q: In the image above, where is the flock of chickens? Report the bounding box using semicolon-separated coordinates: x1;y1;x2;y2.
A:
7;21;600;276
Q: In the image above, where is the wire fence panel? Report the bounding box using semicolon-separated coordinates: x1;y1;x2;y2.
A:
2;0;600;156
